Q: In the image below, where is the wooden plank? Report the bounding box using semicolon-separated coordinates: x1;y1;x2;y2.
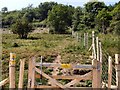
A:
35;72;92;80
0;78;9;87
35;85;59;88
64;71;92;87
35;67;67;88
115;54;120;89
35;63;93;69
53;71;92;80
73;64;93;69
88;45;92;51
35;85;93;89
18;59;25;88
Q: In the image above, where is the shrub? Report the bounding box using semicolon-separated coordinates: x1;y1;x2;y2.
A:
11;18;33;39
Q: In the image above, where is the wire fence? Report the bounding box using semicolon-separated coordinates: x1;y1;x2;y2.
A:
72;32;116;87
72;31;117;87
102;46;116;86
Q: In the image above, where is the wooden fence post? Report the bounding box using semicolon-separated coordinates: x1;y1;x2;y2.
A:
18;59;25;88
86;33;88;49
115;54;120;89
96;37;99;61
92;31;96;59
28;58;33;88
99;42;102;63
84;33;85;47
108;56;112;88
28;57;35;88
76;33;79;42
92;59;101;88
9;53;16;88
99;41;102;87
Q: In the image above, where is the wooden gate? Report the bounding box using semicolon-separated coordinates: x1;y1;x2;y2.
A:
27;57;101;89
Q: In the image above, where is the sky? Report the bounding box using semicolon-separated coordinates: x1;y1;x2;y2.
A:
0;0;119;11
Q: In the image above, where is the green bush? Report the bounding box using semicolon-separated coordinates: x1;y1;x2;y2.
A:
11;18;33;39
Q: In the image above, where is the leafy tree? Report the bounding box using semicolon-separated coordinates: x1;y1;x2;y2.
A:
72;7;83;31
84;1;106;28
38;2;57;21
11;18;33;39
23;11;35;22
2;10;20;27
110;3;120;35
66;5;75;27
96;8;111;34
1;7;8;13
47;4;73;34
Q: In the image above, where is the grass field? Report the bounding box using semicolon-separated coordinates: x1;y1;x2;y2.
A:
2;32;119;87
2;33;91;79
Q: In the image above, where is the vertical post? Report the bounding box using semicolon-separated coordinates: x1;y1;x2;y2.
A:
28;57;35;88
9;53;16;88
96;37;99;61
108;56;112;88
76;33;79;42
31;57;35;88
79;33;81;43
99;42;102;63
84;33;86;47
99;41;102;87
92;31;96;59
92;59;101;88
86;33;88;49
0;28;2;90
115;54;120;89
18;59;25;88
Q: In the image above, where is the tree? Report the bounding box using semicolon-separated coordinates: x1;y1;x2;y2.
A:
84;1;106;28
47;4;73;34
11;18;33;39
72;7;83;31
38;2;57;21
110;3;120;35
23;11;35;22
1;7;8;13
96;8;111;34
2;10;20;28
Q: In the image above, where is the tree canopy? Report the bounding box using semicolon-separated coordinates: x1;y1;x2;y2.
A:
47;4;73;34
2;1;120;35
11;18;33;39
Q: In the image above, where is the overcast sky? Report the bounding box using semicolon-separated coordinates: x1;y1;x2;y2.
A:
0;0;119;11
